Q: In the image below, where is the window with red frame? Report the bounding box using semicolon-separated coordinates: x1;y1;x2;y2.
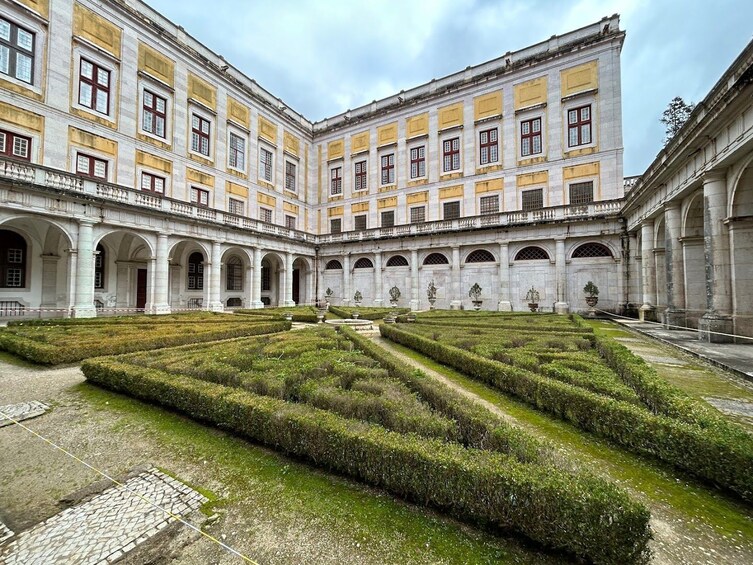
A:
191;187;210;207
191;114;210;156
354;160;367;191
142;90;166;138
479;128;498;165
0;129;31;161
567;105;592;147
76;153;107;179
520;117;542;156
380;154;394;185
79;59;110;114
410;146;425;178
140;172;165;193
442;137;460;172
330;166;342;195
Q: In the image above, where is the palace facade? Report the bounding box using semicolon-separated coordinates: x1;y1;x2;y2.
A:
0;0;751;341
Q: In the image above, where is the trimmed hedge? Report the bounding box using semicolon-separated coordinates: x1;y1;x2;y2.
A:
381;323;753;502
5;312;244;326
0;320;291;364
396;317;594;335
81;357;651;563
234;307;320;323
328;306;410;320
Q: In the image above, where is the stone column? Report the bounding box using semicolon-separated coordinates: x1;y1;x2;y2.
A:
283;252;295;306
664;202;686;327
639;220;656;321
342;254;351;306
497;242;511;311
410;249;419;311
208;241;223;311
373;251;383;306
554;237;569;314
72;219;97;318
450;246;462;309
700;171;733;341
40;254;60;311
250;247;264;308
151;233;171;314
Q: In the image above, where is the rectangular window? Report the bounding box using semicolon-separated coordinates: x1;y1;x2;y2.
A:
0;129;31;161
191;187;210;207
259;147;273;182
442;137;460;172
410;146;425;178
0;18;34;84
569;181;594;205
479;128;499;165
191;114;210;156
261;264;270;291
381;210;395;228
76;153;107;180
330;218;342;234
140;172;165;194
521;188;544;211
479;194;499;215
568;105;592;147
79;58;110;115
330;166;342;195
354;214;367;231
380;154;395;185
142;90;166;138
260;207;273;223
228;197;244;215
285;161;296;192
94;252;104;290
520;118;542;157
410;206;426;224
354;160;367;191
443;201;461;220
228;133;245;170
285;214;296;230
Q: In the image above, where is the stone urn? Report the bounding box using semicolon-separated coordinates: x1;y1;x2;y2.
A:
472;300;483;311
525;286;541;313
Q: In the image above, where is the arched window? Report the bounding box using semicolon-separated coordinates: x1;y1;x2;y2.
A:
187;251;204;290
325;259;343;270
226;255;243;291
386;255;409;267
423;253;449;265
94;243;105;290
0;230;26;288
465;249;495;263
354;257;374;269
572;242;613;258
514;246;549;261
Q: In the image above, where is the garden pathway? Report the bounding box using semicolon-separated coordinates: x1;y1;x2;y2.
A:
370;335;753;565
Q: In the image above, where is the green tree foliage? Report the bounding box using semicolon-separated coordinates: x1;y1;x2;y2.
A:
661;96;695;145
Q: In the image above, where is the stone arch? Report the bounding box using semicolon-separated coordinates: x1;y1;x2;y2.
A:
386;254;409;267
422;252;449;265
464;249;496;263
325;259;343;270
95;230;156;312
654;217;666;250
682;192;704;238
353;257;374;269
168;240;210;311
260;251;285;306
731;162;753;217
569;242;615;259
514;246;550;261
292;256;312;305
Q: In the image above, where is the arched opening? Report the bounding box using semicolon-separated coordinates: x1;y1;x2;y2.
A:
682;193;705;324
465;249;495;263
325;259;342;270
0;229;27;289
187;252;204;291
515;246;549;261
423;253;449;265
94;243;106;290
225;255;243;291
353;257;374;269
571;242;613;258
260;253;284;306
386;255;408;267
293;257;311;305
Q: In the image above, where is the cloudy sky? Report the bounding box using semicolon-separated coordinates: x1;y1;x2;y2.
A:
144;0;752;176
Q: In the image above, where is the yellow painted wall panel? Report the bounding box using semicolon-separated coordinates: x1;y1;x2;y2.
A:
378;196;397;208
475;178;503;194
351;130;370;153
284;131;300;156
138;43;174;86
258;116;278;144
474;91;502;120
516;171;549;187
563;161;600;180
258;193;276;206
377;122;398;146
561;61;598;97
0;102;44;132
406;191;428;204
328;206;344;216
406;113;429;138
514;76;547;110
226;181;248;197
136;151;172;173
283;201;299;214
188;73;216;110
439;185;464;199
186;167;214;187
227;97;250;128
17;0;49;19
327;138;344;160
351;202;369;213
438;103;464;129
73;3;122;57
68;126;116;155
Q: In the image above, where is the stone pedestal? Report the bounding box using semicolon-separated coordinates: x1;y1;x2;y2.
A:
497;300;512;311
639;304;656;322
409;299;420;311
664;308;687;329
699;314;733;343
554;302;569;315
450;300;462;310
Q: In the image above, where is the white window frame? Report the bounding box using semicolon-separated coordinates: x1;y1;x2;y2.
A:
517;110;545;159
440;133;462;174
353;158;368;192
188;108;213;160
477;125;500;166
190;186;211;208
0;126;37;162
137;79;172;143
138;169;167;194
72;150;110;181
563;99;597;152
71;44;118;123
408;142;426;180
379;151;395;186
258;143;274;183
0;9;45;95
227;127;247;173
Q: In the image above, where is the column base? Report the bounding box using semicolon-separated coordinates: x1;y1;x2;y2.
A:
497;300;512;312
72;306;97;318
664;308;687;329
282;300;296;307
699;314;733;343
554;301;569;315
208;302;225;312
249;300;265;309
450;300;462;310
409;299;420;311
149;304;172;315
638;304;656;322
373;298;384;306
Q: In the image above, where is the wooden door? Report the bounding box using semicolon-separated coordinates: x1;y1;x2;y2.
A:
136;268;147;310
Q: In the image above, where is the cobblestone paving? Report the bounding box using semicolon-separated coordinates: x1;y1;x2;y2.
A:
0;401;48;428
0;468;207;564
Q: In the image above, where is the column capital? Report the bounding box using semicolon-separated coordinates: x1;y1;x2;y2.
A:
663;200;682;212
78;218;96;226
702;170;727;184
